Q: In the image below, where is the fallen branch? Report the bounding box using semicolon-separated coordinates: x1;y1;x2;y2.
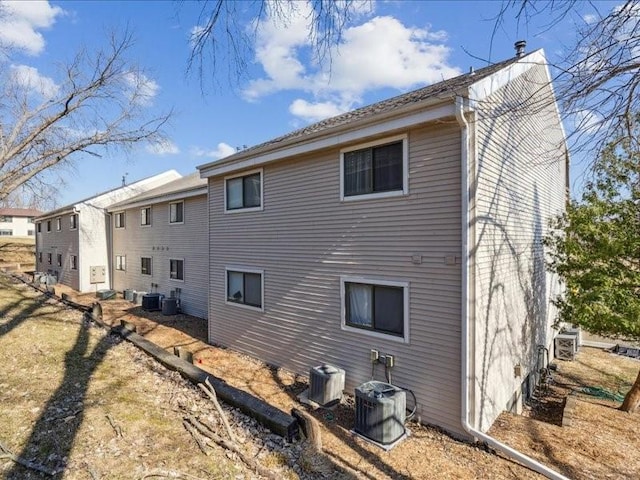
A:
182;420;209;456
106;414;123;437
0;440;56;476
198;378;236;443
185;416;278;480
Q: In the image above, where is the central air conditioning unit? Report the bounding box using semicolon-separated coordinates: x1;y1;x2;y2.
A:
308;364;345;406
133;291;147;305
162;297;179;315
142;293;164;311
355;381;406;445
123;289;134;302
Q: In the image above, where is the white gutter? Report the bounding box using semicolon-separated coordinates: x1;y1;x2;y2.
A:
455;96;569;480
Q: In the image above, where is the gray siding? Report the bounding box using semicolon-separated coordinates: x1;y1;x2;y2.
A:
112;195;208;319
472;64;567;430
35;214;80;290
208;123;465;435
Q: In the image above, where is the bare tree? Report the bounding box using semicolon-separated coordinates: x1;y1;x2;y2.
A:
0;31;171;203
496;1;640;158
186;0;371;86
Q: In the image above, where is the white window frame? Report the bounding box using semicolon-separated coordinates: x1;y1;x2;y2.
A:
140;206;152;227
141;256;152;276
340;276;410;344
115;255;126;271
169;201;184;225
70;255;78;271
224;266;264;312
70;214;78;230
114;211;125;229
169;258;185;281
224;168;264;214
56;217;62;231
339;134;409;202
56;253;62;267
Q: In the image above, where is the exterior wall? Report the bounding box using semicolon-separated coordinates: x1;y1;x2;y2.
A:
112;195;208;319
0;216;35;237
207;122;465;435
77;204;110;292
471;63;567;430
35;213;80;290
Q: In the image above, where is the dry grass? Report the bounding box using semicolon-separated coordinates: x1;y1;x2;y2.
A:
8;277;640;479
0;238;35;267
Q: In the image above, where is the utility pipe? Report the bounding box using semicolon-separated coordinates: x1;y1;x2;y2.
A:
455;96;569;480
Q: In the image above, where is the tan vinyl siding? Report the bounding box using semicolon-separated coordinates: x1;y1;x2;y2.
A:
112;195;208;319
472;63;566;430
208;122;465;435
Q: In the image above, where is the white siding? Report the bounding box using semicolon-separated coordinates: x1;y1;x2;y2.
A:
112;195;209;319
35;213;80;290
471;64;567;430
208;123;465;435
0;217;35;237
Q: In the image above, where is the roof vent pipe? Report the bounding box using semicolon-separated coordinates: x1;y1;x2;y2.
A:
514;40;526;58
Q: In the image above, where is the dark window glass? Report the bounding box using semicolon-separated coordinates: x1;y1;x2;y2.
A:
344;141;403;196
226;173;261;210
345;282;404;337
141;257;152;275
170;259;184;280
170;203;183;223
227;270;262;308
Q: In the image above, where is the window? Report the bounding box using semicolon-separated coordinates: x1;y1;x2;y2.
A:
169;201;184;224
57;254;62;267
0;215;13;222
341;277;409;342
225;170;262;212
141;207;151;226
28;217;34;224
70;214;78;230
46;220;51;232
115;255;126;271
70;255;78;270
141;257;152;275
27;230;34;236
341;136;408;200
37;223;41;233
47;253;52;265
56;217;61;231
114;212;125;229
0;229;12;236
170;259;184;280
38;252;42;263
225;268;263;310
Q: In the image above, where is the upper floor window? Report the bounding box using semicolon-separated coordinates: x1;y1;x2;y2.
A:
169;201;184;224
70;214;78;230
37;223;41;233
114;212;125;229
28;217;34;223
341;276;409;343
225;169;262;213
340;135;408;201
0;215;13;222
141;207;151;226
46;220;51;232
56;217;61;231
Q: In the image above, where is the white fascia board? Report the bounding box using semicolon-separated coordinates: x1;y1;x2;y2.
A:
468;50;546;106
199;102;456;178
35;207;77;221
106;187;207;212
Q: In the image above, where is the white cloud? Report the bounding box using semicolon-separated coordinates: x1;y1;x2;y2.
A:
574;109;603;135
9;64;59;98
0;1;63;56
243;4;460;123
191;142;236;160
146;139;180;156
123;71;159;106
583;14;597;24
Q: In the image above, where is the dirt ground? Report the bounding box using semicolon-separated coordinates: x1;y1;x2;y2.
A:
4;275;640;479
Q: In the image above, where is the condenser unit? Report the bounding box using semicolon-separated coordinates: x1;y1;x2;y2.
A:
142;293;164;311
308;364;345;406
162;297;179;315
123;289;134;301
355;381;406;445
133;291;147;305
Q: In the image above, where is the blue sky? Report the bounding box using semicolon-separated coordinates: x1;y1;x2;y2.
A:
1;0;603;206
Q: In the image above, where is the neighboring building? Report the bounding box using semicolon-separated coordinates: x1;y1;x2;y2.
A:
197;49;568;437
35;170;181;292
0;208;42;237
108;173;209;319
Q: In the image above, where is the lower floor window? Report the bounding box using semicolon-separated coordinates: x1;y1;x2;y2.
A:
38;252;42;262
70;255;78;270
47;253;52;264
226;268;263;309
0;229;12;236
170;259;184;280
57;254;62;267
115;255;126;271
343;278;407;339
141;257;152;275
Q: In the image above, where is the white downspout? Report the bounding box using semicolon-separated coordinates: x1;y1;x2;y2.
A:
455;96;569;480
